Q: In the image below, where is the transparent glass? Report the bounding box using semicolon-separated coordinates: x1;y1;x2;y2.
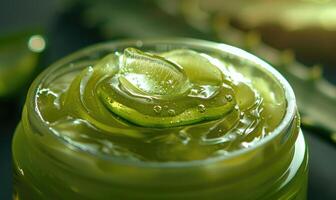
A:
12;39;308;200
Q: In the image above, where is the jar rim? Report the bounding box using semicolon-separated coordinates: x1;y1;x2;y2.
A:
28;38;297;168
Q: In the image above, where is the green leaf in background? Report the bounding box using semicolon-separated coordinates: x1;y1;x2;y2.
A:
195;0;336;67
0;31;45;98
78;0;207;39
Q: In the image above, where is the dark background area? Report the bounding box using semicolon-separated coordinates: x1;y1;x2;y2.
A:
1;0;336;200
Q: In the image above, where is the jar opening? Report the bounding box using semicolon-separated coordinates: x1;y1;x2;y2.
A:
27;38;297;168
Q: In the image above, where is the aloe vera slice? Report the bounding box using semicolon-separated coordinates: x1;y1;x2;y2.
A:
161;49;223;85
99;90;235;128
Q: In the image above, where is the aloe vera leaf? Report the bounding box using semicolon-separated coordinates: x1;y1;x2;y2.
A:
212;21;336;133
0;32;44;97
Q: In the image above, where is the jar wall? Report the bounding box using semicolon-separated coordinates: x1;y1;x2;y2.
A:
13;95;308;199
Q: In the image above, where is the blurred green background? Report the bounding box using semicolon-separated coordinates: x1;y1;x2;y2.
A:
0;0;335;199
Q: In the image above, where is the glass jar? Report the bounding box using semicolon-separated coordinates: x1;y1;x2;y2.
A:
12;39;308;200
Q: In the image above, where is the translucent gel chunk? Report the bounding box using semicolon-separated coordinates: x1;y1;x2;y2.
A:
120;48;189;96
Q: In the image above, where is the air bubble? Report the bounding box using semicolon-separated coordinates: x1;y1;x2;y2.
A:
168;109;176;116
225;94;233;102
197;104;206;113
153;105;162;113
189;88;199;96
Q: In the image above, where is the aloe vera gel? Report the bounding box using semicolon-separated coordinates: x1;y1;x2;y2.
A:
12;39;308;199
